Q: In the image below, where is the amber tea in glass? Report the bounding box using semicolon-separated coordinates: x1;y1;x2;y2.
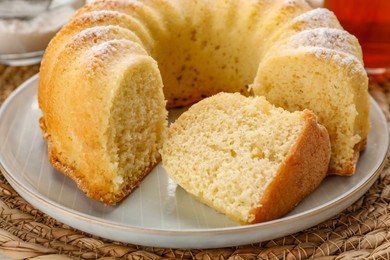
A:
324;0;390;75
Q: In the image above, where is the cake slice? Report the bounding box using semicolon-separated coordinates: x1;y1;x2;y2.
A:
41;39;167;205
161;92;331;224
252;45;369;176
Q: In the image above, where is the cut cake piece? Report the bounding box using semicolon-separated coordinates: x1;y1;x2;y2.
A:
161;92;331;224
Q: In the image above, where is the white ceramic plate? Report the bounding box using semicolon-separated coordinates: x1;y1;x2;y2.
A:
0;74;388;249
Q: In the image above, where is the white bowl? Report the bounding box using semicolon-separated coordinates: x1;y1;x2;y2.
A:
0;0;85;66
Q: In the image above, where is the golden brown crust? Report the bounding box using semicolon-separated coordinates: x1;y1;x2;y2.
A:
327;138;367;176
46;129;160;205
50;160;159;205
39;40;163;205
251;109;331;223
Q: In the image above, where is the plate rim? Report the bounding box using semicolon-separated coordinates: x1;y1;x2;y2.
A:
0;74;388;243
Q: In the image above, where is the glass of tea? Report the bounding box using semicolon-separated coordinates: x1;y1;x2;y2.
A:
324;0;390;76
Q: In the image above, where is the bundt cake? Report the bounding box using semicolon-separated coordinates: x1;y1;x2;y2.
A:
38;0;370;205
251;28;370;175
39;32;167;204
161;93;331;224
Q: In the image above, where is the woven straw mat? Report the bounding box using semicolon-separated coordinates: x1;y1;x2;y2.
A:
0;64;390;260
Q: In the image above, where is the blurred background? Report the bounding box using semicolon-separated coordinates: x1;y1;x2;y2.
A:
0;0;86;66
0;0;389;76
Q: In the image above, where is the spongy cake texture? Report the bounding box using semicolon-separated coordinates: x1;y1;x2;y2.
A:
251;28;370;175
39;39;167;204
38;0;370;204
162;93;331;224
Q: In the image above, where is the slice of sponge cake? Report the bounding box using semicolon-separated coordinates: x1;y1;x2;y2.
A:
162;92;331;224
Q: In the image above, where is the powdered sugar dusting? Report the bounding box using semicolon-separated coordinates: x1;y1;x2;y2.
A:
289;28;360;57
74;9;153;50
293;8;340;27
78;10;125;23
69;25;142;48
70;25;123;45
307;47;364;74
92;40;120;59
84;39;146;77
84;39;124;77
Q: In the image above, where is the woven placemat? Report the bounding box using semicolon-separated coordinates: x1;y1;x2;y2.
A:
0;64;390;259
